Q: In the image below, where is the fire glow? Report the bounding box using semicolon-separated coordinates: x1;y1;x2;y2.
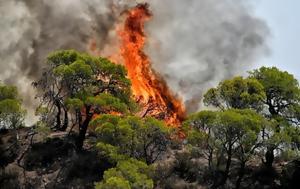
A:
91;4;186;126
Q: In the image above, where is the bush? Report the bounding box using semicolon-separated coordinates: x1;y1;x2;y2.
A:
280;150;300;162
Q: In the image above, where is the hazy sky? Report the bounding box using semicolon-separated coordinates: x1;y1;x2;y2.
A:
254;0;300;79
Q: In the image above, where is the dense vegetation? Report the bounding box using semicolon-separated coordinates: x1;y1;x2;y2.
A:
1;50;300;189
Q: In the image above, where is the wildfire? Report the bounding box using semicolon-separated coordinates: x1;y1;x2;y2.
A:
90;4;186;126
118;4;185;126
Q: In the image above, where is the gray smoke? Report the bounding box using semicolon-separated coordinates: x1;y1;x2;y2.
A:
146;0;270;112
0;0;269;123
0;0;132;123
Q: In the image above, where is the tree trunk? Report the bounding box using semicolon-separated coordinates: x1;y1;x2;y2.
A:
208;149;213;169
225;146;232;179
216;149;224;169
220;145;233;186
144;143;150;165
55;100;61;130
60;108;68;131
76;106;92;151
235;161;246;189
265;147;274;168
214;145;232;188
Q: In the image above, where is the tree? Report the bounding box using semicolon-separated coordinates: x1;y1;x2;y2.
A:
91;115;171;164
249;67;300;119
0;84;25;133
203;76;265;111
95;158;154;189
33;50;133;150
249;67;300;167
184;109;267;187
183;110;217;169
231;109;267;189
203;71;300;168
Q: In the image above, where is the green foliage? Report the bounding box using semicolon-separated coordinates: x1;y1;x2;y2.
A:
0;99;22;114
280;149;300;162
0;84;25;129
65;98;84;110
55;50;130;103
203;76;265;110
0;85;18;101
93;115;171;188
92;115;171;164
249;67;300;156
93;116;160;188
34;49;133;119
183;111;217;153
249;66;300;117
95;177;130;189
201;67;300;170
250;67;300;100
95;158;154;189
34;50;134;149
96;142;126;163
46;50;132;105
34;121;51;139
185;109;267;170
86;94;128;114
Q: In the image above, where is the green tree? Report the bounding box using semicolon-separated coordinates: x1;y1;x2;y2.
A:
33;50;133;149
95;158;154;189
184;109;267;187
0;84;25;132
231;109;267;188
249;67;300;118
203;76;265;110
91;115;171;164
249;66;300;167
183;110;217;169
95;177;130;189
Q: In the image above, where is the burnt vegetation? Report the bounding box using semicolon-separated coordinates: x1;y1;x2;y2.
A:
1;50;300;189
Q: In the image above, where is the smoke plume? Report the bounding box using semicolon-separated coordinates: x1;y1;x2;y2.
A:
0;0;269;122
146;0;270;112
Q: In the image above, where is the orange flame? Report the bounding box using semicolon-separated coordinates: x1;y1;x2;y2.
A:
118;4;185;126
89;4;186;126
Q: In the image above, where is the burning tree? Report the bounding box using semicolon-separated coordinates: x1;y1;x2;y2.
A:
90;4;186;126
33;50;133;149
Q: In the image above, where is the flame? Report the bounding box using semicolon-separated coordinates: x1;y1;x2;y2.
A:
89;4;186;126
118;4;185;126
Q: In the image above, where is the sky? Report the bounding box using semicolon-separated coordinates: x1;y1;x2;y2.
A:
253;0;300;79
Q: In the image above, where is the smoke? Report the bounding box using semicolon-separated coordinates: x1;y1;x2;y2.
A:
0;0;132;123
146;0;270;112
0;0;269;122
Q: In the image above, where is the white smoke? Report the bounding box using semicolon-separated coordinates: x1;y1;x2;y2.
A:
0;0;269;122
